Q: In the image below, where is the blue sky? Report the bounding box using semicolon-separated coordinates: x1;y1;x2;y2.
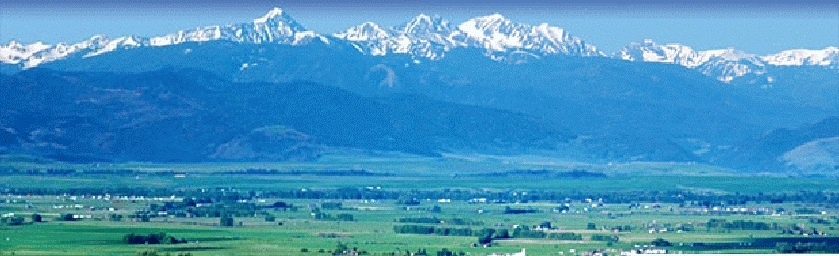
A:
1;0;837;55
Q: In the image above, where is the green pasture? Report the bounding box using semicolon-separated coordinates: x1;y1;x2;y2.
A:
2;159;839;255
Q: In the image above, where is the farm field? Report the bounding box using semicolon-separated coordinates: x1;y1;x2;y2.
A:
2;161;839;255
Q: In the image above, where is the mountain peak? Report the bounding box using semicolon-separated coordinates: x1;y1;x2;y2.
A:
699;48;756;61
462;13;512;29
251;7;306;32
334;22;392;41
399;14;451;35
762;47;839;66
476;13;508;22
619;39;698;66
413;13;432;21
254;7;287;23
453;14;599;56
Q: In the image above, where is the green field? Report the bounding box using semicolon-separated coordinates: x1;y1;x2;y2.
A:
1;159;838;255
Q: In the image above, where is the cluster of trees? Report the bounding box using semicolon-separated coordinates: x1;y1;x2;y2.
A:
313;212;354;221
394;224;584;245
220;216;236;226
393;225;473;236
775;242;839;253
176;202;260;219
299;242;372;255
1;216;25;225
475;226;583;244
57;214;78;221
510;227;545;239
397;217;442;224
371;248;465;256
651;238;672;247
8;175;839;207
320;202;343;210
221;169;383;177
271;201;294;209
435;248;467;256
396;217;482;226
123;233;187;245
476;228;506;244
591;234;619;242
779;224;823;236
610;225;634;232
134;249;193;256
503;206;538;214
508;227;582;240
706;219;773;230
264;215;276;222
549;233;583;240
109;214;123;221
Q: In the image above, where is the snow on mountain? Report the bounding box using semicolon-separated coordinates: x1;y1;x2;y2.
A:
149;7;324;45
2;7;837;75
335;22;393;42
762;47;839;66
618;40;772;82
333;22;397;56
334;14;455;59
617;39;703;67
1;7;326;68
85;36;143;57
694;49;766;83
334;13;600;60
0;35;143;68
451;14;601;57
0;41;51;65
398;14;453;37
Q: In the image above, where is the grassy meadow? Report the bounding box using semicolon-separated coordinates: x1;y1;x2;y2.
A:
1;157;838;255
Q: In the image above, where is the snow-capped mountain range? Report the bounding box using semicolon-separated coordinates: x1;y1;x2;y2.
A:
617;40;838;82
2;7;837;82
0;8;326;69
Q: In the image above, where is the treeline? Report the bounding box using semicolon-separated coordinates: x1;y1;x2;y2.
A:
706;219;773;230
504;206;538;214
0;168;135;176
393;225;474;236
510;228;582;240
313;213;354;221
123;233;187;245
394;225;583;242
0;168;389;177
220;169;390;177
776;242;839;253
591;234;620;242
8;184;839;206
396;217;483;226
1;216;25;225
465;169;607;178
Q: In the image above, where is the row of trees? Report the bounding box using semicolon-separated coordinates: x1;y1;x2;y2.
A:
135;249;193;256
396;217;482;226
393;225;473;236
1;216;25;225
1;214;42;226
123;233;187;245
313;213;354;221
394;224;586;245
503;206;538;214
776;242;839;253
706;219;774;230
9;181;839;205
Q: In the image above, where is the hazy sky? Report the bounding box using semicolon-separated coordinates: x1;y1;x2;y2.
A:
1;0;837;55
